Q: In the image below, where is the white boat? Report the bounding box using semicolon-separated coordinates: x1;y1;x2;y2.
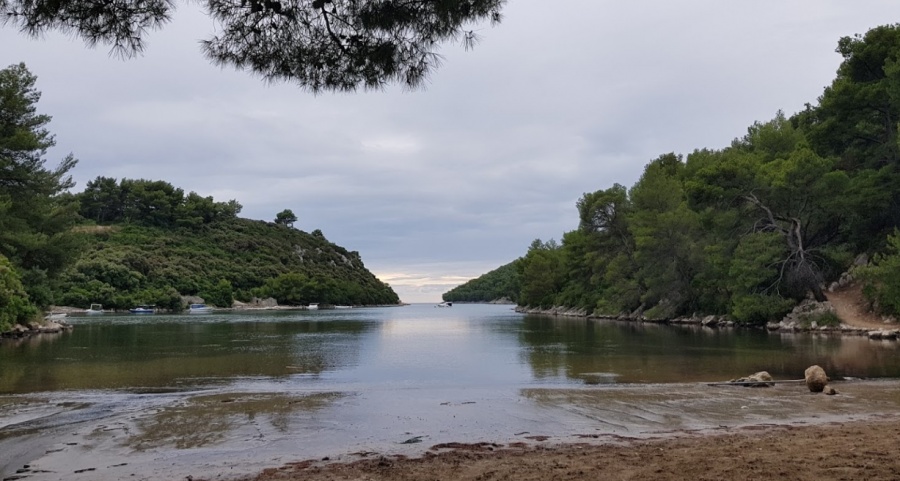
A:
436;302;452;308
334;305;352;309
129;305;156;314
188;303;213;314
307;303;319;310
86;303;104;315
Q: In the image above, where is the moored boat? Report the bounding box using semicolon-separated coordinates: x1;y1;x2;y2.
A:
307;303;319;310
129;305;156;314
188;303;213;314
86;303;104;315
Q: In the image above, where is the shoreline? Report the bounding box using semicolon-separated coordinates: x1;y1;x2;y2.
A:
515;305;900;341
218;415;900;481
5;379;900;480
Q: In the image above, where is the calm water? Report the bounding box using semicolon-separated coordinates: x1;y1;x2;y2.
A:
3;304;900;480
2;303;900;394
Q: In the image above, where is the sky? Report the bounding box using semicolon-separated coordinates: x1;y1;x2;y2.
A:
1;2;896;303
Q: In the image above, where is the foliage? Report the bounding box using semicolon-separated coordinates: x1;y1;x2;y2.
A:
517;239;564;308
462;24;900;326
51;214;399;310
203;279;234;308
0;62;83;309
2;0;507;92
858;230;900;316
78;177;242;228
796;310;842;328
0;254;37;331
442;260;520;303
274;209;297;227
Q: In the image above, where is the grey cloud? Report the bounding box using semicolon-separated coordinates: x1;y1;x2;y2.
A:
1;1;895;302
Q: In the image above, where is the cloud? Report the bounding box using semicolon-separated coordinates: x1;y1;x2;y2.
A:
1;1;895;302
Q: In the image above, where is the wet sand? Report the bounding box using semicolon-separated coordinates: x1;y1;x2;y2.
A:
236;417;900;481
5;380;900;481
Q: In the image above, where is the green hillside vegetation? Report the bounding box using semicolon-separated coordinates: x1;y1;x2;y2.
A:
59;178;400;310
442;260;520;303
448;24;900;325
0;62;397;331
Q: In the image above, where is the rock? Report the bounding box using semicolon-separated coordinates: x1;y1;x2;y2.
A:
38;322;62;333
822;385;838;395
732;371;774;387
249;297;278;308
805;365;828;393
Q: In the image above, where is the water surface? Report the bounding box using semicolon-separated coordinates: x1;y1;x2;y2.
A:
2;304;900;480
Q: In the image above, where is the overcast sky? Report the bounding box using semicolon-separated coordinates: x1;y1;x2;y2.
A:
1;2;895;303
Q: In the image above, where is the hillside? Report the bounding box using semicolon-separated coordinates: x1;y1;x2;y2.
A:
31;176;401;311
442;260;520;303
53;217;398;310
51;216;398;310
455;24;900;326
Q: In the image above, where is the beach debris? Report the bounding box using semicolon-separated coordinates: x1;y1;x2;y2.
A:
804;365;828;392
710;371;777;387
399;436;423;444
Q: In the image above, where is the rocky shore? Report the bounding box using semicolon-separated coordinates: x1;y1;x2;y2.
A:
515;296;900;341
0;317;73;340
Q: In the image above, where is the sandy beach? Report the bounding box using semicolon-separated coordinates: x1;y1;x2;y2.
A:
226;416;900;481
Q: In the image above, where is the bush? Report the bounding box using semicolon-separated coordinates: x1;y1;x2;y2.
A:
730;293;794;326
0;255;39;331
797;310;842;328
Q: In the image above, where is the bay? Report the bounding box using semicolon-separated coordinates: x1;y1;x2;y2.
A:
2;304;900;480
3;304;900;393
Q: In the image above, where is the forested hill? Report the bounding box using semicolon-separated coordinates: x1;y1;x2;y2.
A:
442;261;520;303
0;62;397;333
53;177;400;311
446;24;900;326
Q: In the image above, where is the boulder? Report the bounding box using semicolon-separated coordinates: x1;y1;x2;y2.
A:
822;385;838;395
804;365;828;393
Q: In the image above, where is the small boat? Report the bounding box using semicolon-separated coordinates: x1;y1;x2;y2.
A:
436;302;452;308
307;303;319;310
334;305;352;309
86;303;104;315
129;305;156;314
188;303;213;314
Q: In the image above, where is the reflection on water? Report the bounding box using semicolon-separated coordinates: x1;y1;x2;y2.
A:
4;305;900;480
0;311;376;394
3;306;900;395
517;315;900;383
124;392;342;450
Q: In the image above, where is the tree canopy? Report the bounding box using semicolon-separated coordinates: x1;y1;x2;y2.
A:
1;0;506;92
452;23;900;325
275;208;297;227
0;62;81;317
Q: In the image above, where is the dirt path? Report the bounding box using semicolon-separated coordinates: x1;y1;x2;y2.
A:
825;284;890;330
